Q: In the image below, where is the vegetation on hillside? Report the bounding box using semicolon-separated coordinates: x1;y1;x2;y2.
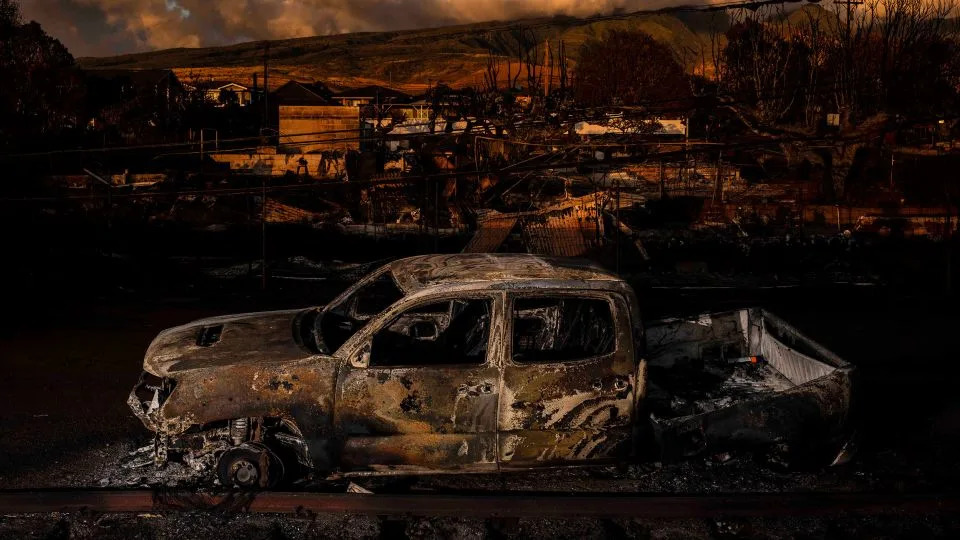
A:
78;13;723;90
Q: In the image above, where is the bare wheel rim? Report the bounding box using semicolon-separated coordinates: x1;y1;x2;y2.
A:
232;459;259;486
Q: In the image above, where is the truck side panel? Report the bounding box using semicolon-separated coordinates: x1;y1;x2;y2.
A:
498;291;638;468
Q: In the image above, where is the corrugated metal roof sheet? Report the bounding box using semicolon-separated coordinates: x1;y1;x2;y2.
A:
464;194;604;256
462;216;518;253
521;205;599;257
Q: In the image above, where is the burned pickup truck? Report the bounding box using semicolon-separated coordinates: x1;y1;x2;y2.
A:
129;254;855;488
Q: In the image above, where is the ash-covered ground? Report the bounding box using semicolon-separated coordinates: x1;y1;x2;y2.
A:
3;511;959;540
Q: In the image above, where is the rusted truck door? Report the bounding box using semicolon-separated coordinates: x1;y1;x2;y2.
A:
498;292;637;468
334;293;503;474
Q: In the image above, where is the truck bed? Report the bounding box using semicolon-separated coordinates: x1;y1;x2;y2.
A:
642;308;854;460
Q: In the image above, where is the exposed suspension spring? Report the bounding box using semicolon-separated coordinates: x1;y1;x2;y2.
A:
230;418;249;446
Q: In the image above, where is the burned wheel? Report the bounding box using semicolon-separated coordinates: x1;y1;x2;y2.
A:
217;443;285;489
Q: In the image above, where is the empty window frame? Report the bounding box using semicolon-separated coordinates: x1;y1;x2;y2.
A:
370;298;492;367
512;296;615;363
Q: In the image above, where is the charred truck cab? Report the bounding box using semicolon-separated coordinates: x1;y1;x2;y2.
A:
129;254;855;488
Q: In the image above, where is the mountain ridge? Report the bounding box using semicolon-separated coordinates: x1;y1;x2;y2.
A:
78;12;729;91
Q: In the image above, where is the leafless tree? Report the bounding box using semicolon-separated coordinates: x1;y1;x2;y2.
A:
719;5;804;126
821;0;959;126
520;26;543;98
715;0;960;200
792;6;829;128
483;49;501;93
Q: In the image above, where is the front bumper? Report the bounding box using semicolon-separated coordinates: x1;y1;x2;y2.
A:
128;371;175;432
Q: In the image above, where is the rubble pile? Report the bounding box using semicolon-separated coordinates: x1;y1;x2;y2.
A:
94;444;215;489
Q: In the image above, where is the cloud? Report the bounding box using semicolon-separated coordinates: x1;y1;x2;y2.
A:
22;0;715;57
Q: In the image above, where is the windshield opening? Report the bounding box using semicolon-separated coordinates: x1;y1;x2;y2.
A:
315;270;404;354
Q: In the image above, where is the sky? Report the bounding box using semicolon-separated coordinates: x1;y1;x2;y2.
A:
21;0;719;57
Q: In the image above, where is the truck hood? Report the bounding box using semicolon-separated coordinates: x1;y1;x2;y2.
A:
143;309;321;377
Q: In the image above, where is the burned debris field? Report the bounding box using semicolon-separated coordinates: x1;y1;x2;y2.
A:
6;0;960;538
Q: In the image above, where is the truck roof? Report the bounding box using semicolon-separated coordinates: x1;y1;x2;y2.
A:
387;254;624;293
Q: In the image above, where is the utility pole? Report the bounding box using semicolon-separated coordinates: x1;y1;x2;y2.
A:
659;160;666;200
615;177;621;275
946;196;953;296
713;151;723;203
841;0;863;38
263;43;270;138
261;176;267;291
889;152;895;190
423;177;429;253
84;168;113;256
944;183;954;296
199;128;218;175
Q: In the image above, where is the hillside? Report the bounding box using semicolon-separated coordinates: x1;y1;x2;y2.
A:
78;12;729;92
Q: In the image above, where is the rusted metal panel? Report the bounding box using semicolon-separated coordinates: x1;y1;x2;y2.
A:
157;362;335;434
498;291;640;467
387;253;620;293
333;291;505;473
340;434;499;474
142;310;313;376
335;364;501;472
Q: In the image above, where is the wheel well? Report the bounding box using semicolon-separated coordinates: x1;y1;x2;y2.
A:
171;416;314;477
263;417;313;471
276;417;305;438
